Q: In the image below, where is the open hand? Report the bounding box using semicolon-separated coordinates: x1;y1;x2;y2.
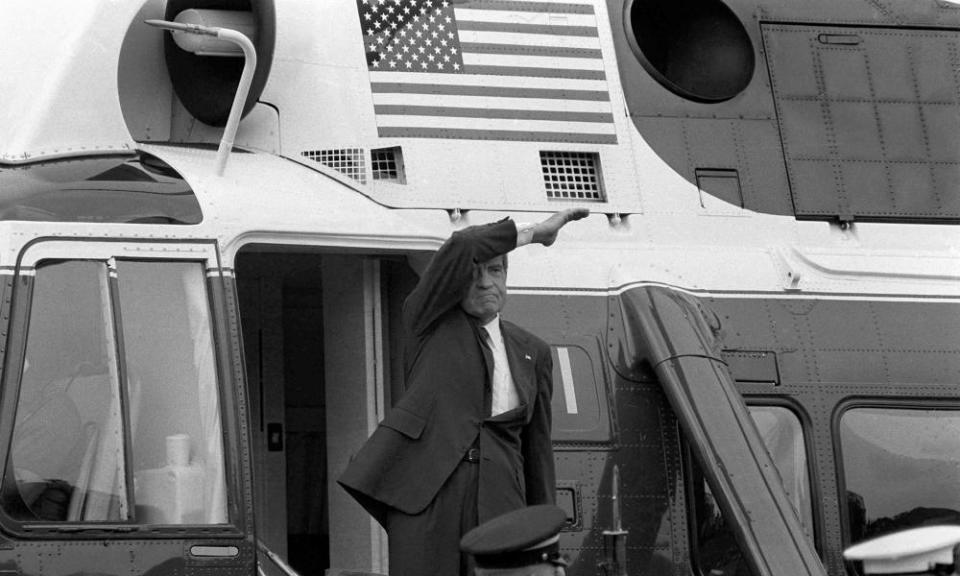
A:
533;208;590;246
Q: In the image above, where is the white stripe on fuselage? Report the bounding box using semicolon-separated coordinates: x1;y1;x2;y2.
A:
557;347;579;415
508;281;960;303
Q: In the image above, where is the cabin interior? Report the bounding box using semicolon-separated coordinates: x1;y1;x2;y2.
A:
235;248;419;576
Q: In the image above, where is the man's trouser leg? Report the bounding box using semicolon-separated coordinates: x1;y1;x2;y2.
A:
385;459;479;576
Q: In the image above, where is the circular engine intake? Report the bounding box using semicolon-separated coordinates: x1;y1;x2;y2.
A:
163;0;276;126
625;0;754;102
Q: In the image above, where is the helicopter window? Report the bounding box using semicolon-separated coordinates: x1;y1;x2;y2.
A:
1;258;227;527
690;405;812;576
839;407;960;549
0;154;203;225
2;261;130;522
550;345;610;442
116;261;227;525
750;406;813;539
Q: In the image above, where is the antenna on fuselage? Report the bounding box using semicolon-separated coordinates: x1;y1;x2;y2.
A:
146;13;257;177
600;464;629;576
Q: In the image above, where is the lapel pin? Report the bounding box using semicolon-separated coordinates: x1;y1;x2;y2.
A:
525;354;532;361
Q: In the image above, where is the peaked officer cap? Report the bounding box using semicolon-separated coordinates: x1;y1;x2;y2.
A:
461;505;568;569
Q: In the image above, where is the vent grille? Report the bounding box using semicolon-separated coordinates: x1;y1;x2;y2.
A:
301;149;366;184
540;151;605;201
371;147;405;184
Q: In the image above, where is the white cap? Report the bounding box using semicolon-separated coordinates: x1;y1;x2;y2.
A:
843;525;960;574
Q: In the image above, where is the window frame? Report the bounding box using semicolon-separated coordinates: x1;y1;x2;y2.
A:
745;397;822;553
549;336;615;448
685;398;820;576
0;239;242;538
832;397;960;551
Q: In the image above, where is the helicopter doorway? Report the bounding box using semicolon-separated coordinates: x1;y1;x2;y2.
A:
235;249;417;576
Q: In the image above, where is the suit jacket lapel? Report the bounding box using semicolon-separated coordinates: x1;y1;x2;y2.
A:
502;323;536;409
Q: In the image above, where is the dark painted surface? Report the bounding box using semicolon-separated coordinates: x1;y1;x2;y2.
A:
508;289;960;576
612;287;824;576
607;0;960;223
508;291;686;575
709;295;960;575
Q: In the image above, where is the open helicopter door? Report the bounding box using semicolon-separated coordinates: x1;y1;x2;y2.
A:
234;248;420;576
0;238;253;574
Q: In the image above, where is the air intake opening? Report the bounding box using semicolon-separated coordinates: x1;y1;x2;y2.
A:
371;147;406;184
163;0;276;127
540;151;606;202
625;0;754;102
301;149;366;184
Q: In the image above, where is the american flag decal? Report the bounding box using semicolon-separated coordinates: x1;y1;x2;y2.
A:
356;0;618;144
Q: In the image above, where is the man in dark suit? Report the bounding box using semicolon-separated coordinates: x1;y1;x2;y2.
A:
339;208;588;576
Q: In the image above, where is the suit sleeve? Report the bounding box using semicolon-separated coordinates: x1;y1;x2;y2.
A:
403;218;518;336
522;342;556;505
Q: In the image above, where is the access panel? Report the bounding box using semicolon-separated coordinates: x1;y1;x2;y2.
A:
762;23;960;222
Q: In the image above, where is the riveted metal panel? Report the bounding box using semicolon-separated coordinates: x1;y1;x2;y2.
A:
508;292;685;575
708;294;960;574
610;376;682;575
763;23;960;222
217;274;258;565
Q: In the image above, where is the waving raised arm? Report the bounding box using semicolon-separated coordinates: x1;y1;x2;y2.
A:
402;209;590;336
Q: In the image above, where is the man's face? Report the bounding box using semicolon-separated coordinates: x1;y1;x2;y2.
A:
460;255;507;324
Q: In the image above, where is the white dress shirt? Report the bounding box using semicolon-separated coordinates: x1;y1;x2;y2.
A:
516;221;535;247
477;220;530;416
480;315;520;416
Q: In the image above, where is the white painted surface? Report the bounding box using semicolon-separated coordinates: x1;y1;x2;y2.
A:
557;347;579;415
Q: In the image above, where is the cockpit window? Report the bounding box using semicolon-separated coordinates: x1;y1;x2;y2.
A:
3;261;129;522
0;153;202;224
840;407;960;546
2;258;227;526
116;261;227;525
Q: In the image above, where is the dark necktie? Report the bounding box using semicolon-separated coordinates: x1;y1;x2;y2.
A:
479;327;493;416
